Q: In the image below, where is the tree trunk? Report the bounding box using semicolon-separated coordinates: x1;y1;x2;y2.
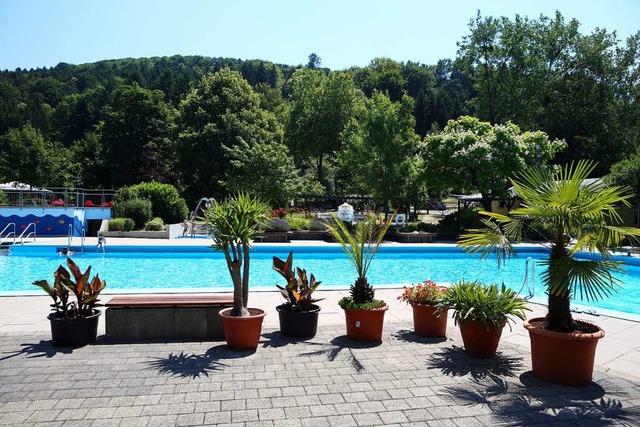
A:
545;242;575;332
229;259;247;316
242;244;251;309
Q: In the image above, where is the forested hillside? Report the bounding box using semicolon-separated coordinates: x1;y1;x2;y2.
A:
1;11;638;207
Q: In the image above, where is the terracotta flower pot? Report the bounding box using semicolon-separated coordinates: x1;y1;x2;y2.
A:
524;317;605;386
344;305;388;342
459;320;505;358
219;307;266;350
411;304;448;337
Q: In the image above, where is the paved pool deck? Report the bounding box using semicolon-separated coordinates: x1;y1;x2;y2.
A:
1;238;640;425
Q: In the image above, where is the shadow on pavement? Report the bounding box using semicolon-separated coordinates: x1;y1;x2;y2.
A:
0;339;76;360
299;335;382;373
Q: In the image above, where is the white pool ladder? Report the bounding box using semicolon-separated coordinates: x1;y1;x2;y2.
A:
520;256;535;299
0;223;16;245
18;223;36;244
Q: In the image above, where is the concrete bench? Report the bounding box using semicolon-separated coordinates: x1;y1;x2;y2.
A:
105;295;233;342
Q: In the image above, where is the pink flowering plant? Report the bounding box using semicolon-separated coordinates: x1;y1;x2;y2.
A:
398;280;447;306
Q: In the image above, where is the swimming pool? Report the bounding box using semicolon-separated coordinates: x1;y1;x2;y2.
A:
3;244;640;317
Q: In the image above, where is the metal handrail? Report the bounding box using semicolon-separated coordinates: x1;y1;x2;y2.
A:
0;223;16;244
67;224;73;248
18;223;36;244
81;227;86;254
521;257;536;300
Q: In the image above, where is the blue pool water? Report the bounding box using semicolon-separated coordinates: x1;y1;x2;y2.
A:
3;244;640;317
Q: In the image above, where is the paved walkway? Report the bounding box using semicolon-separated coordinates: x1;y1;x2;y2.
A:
2;289;640;426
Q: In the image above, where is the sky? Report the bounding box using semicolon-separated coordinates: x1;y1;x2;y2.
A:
1;0;639;72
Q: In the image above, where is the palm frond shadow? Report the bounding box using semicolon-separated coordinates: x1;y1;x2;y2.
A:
299;335;381;373
261;331;319;349
144;346;234;378
426;345;523;381
440;370;640;425
0;340;75;360
392;329;448;344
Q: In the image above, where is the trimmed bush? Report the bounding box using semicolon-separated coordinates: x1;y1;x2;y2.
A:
144;217;165;231
113;182;188;224
309;220;327;231
405;222;419;232
108;217;135;232
0;189;8;205
287;216;311;231
265;219;292;232
119;199;152;229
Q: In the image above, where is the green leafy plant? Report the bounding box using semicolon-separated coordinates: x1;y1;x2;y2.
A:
144;217;165;231
458;160;640;332
264;218;292;232
286;216;311;231
202;192;269;316
437;280;529;329
115;198;152;229
114;182;188;224
33;257;107;319
309;220;327;231
326;214;394;309
108;217;134;232
273;251;324;311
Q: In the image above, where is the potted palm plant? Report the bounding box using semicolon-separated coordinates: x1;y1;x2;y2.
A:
437;280;529;357
398;280;448;337
459;160;640;384
326;214;393;342
33;257;107;347
202;192;270;350
273;251;323;338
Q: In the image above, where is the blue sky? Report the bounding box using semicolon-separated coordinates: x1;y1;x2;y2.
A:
1;0;638;71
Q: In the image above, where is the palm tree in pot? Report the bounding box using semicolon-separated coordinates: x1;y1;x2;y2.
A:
202;192;269;350
459;160;640;384
327;213;394;342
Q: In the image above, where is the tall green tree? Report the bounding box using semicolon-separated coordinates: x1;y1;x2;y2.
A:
285;69;364;191
98;83;176;187
338;92;420;211
421;116;566;211
177;68;293;204
0;123;72;186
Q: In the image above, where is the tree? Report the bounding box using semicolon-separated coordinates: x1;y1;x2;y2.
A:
421;116;565;211
307;53;321;69
459;161;640;332
177;68;292;203
606;149;640;226
98;84;176;187
0;124;72;187
285;69;364;191
338;92;420;211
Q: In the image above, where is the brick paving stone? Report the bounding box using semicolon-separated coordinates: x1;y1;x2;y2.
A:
231;408;259;422
379;410;410;424
203;410;232;424
56;408;90;421
352;412;384;425
176;412;205;426
257;407;286;420
118;417;150;427
327;414;357;426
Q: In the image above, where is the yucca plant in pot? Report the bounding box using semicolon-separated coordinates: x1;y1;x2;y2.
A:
273;251;324;338
202;192;270;350
459;160;640;384
33;257;107;347
326;213;394;342
437;280;529;357
398;280;449;337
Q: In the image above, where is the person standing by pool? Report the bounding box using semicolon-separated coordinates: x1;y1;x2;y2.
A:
182;220;189;237
190;219;197;238
97;232;106;250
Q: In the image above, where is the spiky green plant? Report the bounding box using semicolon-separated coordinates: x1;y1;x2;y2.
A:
326;214;394;308
459;160;640;332
202;192;269;316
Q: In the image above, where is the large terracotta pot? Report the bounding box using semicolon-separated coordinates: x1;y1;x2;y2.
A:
344;305;388;342
459;320;505;357
524;317;605;386
411;304;448;337
219;307;266;350
277;304;320;338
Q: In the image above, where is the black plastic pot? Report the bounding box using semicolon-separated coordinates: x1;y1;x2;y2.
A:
276;304;320;338
48;310;100;347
